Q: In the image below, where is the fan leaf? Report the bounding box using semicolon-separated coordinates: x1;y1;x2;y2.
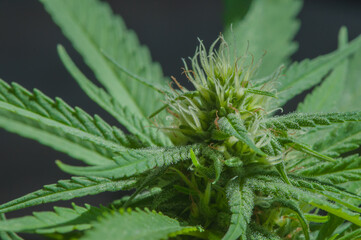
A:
57;145;202;178
297;27;349;113
273;34;361;107
40;0;167;118
298;155;361;184
265;112;361;131
0;204;106;234
81;208;199;240
0;177;136;214
0;80;135;166
224;0;302;77
57;45;172;147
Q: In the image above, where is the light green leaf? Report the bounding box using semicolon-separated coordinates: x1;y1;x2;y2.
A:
40;0;168;119
247;226;282;240
297;27;349;113
275;162;292;184
82;208;199;240
0;204;105;234
217;113;265;156
224;0;302;77
0;177;136;214
57;145;202;178
269;199;309;240
312;122;361;158
338;229;361;240
316;214;344;240
274;34;361;107
264;112;361;131
299;155;361;184
304;214;329;223
0;80;139;166
57;45;172;147
308;200;361;227
223;179;254;240
343;44;361;111
249;175;361;227
279;138;336;162
0;214;23;240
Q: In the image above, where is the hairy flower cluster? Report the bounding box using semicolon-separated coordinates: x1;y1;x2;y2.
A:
163;37;282;161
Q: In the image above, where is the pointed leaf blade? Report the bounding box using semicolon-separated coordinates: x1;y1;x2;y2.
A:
82;209;199;240
57;45;172;147
57;145;202;178
0;177;136;214
40;0;167;118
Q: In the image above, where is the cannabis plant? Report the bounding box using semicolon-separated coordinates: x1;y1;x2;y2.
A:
1;0;361;239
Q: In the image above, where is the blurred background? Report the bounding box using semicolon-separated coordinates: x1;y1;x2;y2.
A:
0;0;360;231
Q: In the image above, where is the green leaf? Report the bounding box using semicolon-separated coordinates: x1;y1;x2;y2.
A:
264;112;361;131
249;175;361;227
316;214;344;240
304;214;329;223
0;204;105;234
217;113;265;156
279;138;336;162
56;145;202;178
0;80;131;166
247;223;282;240
297;27;349;113
57;45;172;147
312;122;361;158
0;214;23;240
269;199;309;240
299;155;361;184
328;234;340;240
338;229;361;240
245;88;277;99
274;34;361;107
224;0;302;77
223;179;254;240
0;177;136;214
40;0;167;118
342;43;361;111
275;162;292;184
81;208;199;240
308;200;361;227
290;175;361;203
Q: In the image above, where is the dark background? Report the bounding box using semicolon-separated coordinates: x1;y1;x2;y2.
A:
0;0;360;234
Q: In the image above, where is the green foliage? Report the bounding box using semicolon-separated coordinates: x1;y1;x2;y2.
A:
223;180;254;240
297;27;349;113
1;0;361;239
57;45;172;147
298;154;361;184
216;114;265;156
81;208;199;240
0;204;106;234
0;214;23;240
0;79;137;166
273;33;361;108
0;177;136;213
315;215;344;240
56;144;202;178
224;0;302;77
312;122;361;157
265;111;361;131
338;228;361;240
39;0;167;118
